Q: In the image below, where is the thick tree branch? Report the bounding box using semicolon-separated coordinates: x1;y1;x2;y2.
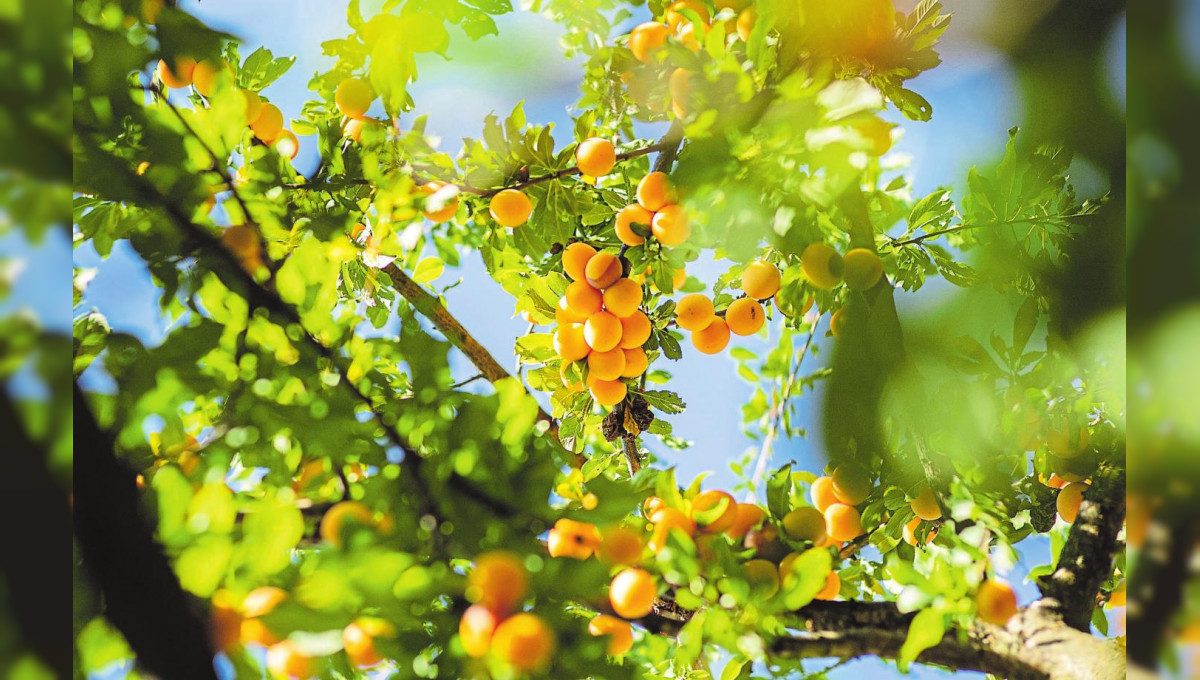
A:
1127;502;1194;667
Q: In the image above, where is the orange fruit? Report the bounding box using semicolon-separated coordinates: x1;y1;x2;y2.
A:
651;204;690;246
824;503;864;542
668;68;693;119
736;8;756;42
649;507;696;551
742;260;782;299
192;59;226;97
725;503;767;540
576;137;617;177
241;89;263;125
1108;582;1126;608
250;103;284;143
562;242;597;281
585;252;623;290
620;347;648;378
800;243;844;290
814;570;840;601
210;590;243;652
615;204;653;246
590;378;627;407
629;22;670;63
584;311;623;352
842;248;884;291
320;501;376;547
273;130;300;160
903;517;937;546
603;278;643;318
547;518;602;559
556;296;586;325
675;294;715;331
609;568;657;619
665;0;710;28
910;485;942;521
976;580;1018;626
587;347;627;381
156;56;197;89
240;617;280;647
810;476;838;511
489;189;533;228
692;317;730;354
467;551;528;616
343;622;383;667
636;172;676;211
565;280;604;317
491;613;555;672
643;496;667;517
419;181;459;222
266;640;313;679
243;588;289;618
782;507;826;543
690;490;738;534
597;526;644;565
726;297;765;336
459;604;498;658
335;77;374;119
553;323;591;362
831;466;871;506
588;614;634;655
619;311;652;349
1057;482;1087;524
342;117;380;143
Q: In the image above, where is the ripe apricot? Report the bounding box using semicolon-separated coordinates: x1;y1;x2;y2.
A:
273;130;300;160
651;204;690;246
156;56;196;89
547;518;602;559
691;490;738;534
342;117;374;143
665;0;710;28
675;294;715;331
1108;582;1126;608
782;507;826;543
742;260;781;299
492;613;555;672
459;604;498;658
824;503;864;542
590;378;627;407
588;614;634;656
585;252;623;290
621;347;649;378
629;22;670;63
636;172;676;211
910;485;942;521
1042;473;1070;489
692;317;730;354
800;243;844;290
343;622;383;667
588;347;627;381
585;311;623;352
240;617;281;647
211;590;243;652
222;224;264;273
1057;482;1087;524
669;68;693;119
467;551;528;616
736;8;757;42
615;204;652;246
610;568;657;619
553;323;590;362
250;103;284;143
649;507;696;551
565;280;604;317
556;296;586;325
489;189;533;228
810;476;839;512
975;580;1018;626
266;640;313;679
192;59;226;97
903;517;937;546
335;77;374;119
842;248;884;291
576;137;617;177
241;89;264;125
831;466;871;506
726;297;765;336
814;570;840;600
598;526;644;565
725;503;767;539
744;559;781;598
603;279;643;318
1046;421;1090;458
419;181;458;222
562;242;597;281
320;501;376;547
241;585;286;616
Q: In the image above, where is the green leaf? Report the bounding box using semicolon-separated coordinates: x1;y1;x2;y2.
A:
898;608;946;670
766;464;792;520
638;389;686;415
412;256;445;284
780;548;832;610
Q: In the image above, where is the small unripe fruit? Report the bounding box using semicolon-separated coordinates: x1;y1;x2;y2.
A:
692;317;730;354
628;22;670;63
800;243;844;289
910;485;942;521
744;559;781;597
830;306;850;340
615;204;652;246
562;242;597;281
335;78;374;119
609;568;657;619
824;503;864;543
489;189;533;228
636;171;676;211
590;378;627;407
741;260;781;299
842;248;884;291
584;311;623;352
576;137;617;177
585;252;623;289
588;614;634;655
651;204;690;246
782;507;826;543
975;580;1018;626
491;613;555;672
675;294;715;331
725;297;765;336
619;311;652;349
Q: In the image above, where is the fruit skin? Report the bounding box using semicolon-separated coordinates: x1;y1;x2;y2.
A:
665;0;711;28
619;311;652;349
419;181;458;222
824;503;864;542
586;252;624;290
489;189;533;228
976;580;1018;626
1046;421;1090;458
736;7;757;41
636;171;676;211
726;297;765;336
692;317;730;354
250;103;284;143
629;22;671;63
343;621;384;667
725;503;767;540
1057;482;1087;524
266;640;313;679
831;466;871;506
459;604;498;658
576;137;617;177
782;507;826;543
273;130;300;160
192;59;226;97
586;345;626;381
554;323;590;362
210;590;243;652
491;613;555;672
668;68;693;119
742;260;782;299
744;559;781;597
584;311;623;352
649;507;696;551
615;204;653;246
910;485;942;521
547;518;602;559
903;517;937;546
562;242;598;281
620;347;649;378
590;378;627;407
240;89;263;125
588;614;634;655
690;490;738;534
240;586;286;646
335;78;374;119
675;294;715;331
565;280;604;317
157;57;197;89
651;204;690;246
1107;582;1126;608
842;248;884;291
810;476;839;512
556;296;586;325
342;117;379;143
598;526;644;565
320;501;376;547
814;570;841;600
743;524;787;562
467;551;528;616
830;306;850;340
609;568;658;619
800;243;845;289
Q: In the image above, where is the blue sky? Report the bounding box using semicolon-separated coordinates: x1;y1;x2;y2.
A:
67;1;1127;677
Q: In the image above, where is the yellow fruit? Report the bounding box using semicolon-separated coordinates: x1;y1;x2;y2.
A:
636;172;676;211
725;503;766;540
830;306;851;340
250;103;284;143
585;311;623;352
668;68;693;119
800;243;844;290
736;8;756;41
675;294;715;331
467;551;528;616
335;78;374;119
553;323;590;362
814;570;840;600
489;189;533;228
240;89;263;125
491;613;555;672
586;252;624;290
343;622;383;667
556;296;586;325
1108;582;1126;608
782;507;826;543
744;559;780;597
588;614;634;656
855;117;894;156
588;347;627;381
576;137;617;177
242;587;288;618
824;503;864;542
842;248;884;291
1057;482;1087;524
619;311;652;349
976;580;1018;626
615;204;653;246
562;242;597;281
691;490;738;534
810;476;838;512
192;59;226;97
726;297;765;336
459;604;498;658
417;181;458;222
597;526;644;565
603;278;643;318
692;318;730;354
742;260;782;299
649;507;696;552
609;568;657;619
273;130;300;160
910;486;942;521
565;280;604;317
156;57;196;89
1046;421;1090;458
620;347;649;378
590;378;627;407
665;0;710;28
266;640;313;679
651;204;690;246
831;466;871;506
903;517;937;547
547;518;602;559
320;501;376;547
629;22;671;63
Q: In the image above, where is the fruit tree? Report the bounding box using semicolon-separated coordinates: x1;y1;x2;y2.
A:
71;1;1127;679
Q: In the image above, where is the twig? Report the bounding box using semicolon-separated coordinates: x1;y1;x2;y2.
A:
450;373;486;390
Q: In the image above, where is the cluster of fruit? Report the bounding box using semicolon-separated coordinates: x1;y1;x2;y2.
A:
674;259;783;355
614;171;690;248
797;243;884;338
459;552;557;671
627;0;758;65
553;242;653;407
